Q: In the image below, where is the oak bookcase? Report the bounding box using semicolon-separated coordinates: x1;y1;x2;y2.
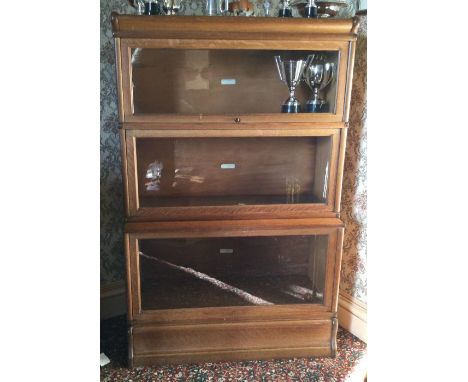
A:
112;13;359;366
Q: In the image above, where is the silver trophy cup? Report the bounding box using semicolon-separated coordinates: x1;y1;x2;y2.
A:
275;55;313;113
303;57;335;113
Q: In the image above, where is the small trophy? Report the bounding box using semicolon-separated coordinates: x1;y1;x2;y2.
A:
263;0;271;16
304;0;318;18
161;0;185;14
143;0;163;15
303;56;335;113
275;55;313;113
278;0;293;17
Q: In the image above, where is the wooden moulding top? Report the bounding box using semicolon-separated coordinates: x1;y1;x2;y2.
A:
111;13;360;41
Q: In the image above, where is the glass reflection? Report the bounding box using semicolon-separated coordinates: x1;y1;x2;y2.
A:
139;235;328;310
137;137;331;207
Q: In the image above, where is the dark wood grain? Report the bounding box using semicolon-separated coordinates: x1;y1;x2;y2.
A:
131;319;333;365
125;218;344;235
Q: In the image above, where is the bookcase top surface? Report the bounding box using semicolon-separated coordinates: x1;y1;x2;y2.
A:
111;13;360;41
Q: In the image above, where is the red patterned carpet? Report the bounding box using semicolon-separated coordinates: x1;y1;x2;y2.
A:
100;315;366;382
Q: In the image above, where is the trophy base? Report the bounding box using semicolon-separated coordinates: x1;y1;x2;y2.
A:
306;102;329;113
282;104;301;113
144;2;162;15
278;9;293;17
304;6;318;18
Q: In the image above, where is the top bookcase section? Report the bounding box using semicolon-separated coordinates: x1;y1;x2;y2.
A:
112;14;359;124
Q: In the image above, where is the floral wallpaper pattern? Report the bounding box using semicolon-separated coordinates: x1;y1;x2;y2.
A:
100;0;132;284
340;16;367;304
100;0;367;305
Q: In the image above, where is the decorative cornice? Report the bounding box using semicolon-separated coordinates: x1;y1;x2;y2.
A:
111;12;359;41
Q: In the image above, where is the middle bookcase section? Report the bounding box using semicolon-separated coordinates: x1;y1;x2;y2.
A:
124;128;343;220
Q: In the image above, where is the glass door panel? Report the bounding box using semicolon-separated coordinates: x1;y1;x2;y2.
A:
130;48;340;116
139;234;329;311
136;136;332;207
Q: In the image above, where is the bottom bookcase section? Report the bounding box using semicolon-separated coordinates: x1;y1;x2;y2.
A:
124;218;344;365
129;318;337;366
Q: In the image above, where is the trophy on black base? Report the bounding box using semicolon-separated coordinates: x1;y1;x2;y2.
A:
275;55;313;113
303;57;335;113
278;0;293;17
304;0;318;17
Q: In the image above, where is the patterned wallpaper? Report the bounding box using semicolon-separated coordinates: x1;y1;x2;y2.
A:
340;16;367;304
100;0;367;305
100;0;132;284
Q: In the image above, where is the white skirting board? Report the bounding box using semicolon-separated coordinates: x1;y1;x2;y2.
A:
337;291;367;343
100;281;367;343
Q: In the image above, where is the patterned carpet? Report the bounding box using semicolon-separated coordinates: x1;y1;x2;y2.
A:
101;315;366;382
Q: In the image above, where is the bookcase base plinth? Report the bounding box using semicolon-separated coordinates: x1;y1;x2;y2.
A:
129;318;336;366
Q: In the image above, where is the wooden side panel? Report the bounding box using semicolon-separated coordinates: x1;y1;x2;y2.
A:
124;233;133;321
119;129;130;216
331;228;345;313
334;127;347;214
127;233;142;319
312;135;332;203
126;134;139;213
331;317;339;357
114;37;125;122
343;40;357;123
131;319;332;365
